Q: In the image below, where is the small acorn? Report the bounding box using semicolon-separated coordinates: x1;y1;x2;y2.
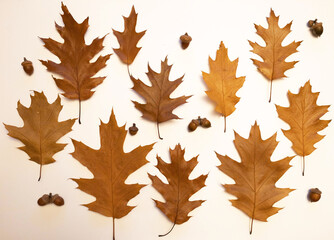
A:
188;119;200;132
21;57;34;75
52;194;65;206
37;193;51;206
308;19;323;37
129;123;138;135
201;118;211;128
308;188;322;202
180;33;192;49
312;22;323;37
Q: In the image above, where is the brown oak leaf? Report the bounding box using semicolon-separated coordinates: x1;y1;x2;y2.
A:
202;41;245;132
249;9;302;102
71;110;154;240
40;3;111;124
216;122;294;234
149;144;207;237
4;91;75;181
113;6;146;69
131;57;191;139
276;80;331;176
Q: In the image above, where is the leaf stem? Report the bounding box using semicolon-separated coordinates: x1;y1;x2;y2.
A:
127;64;131;79
38;163;42;181
224;116;226;133
249;216;254;234
269;79;273;103
157;122;163;140
159;222;176;237
302;155;305;176
113;217;115;240
78;98;82;124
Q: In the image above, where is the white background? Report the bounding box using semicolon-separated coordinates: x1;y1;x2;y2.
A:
1;0;334;239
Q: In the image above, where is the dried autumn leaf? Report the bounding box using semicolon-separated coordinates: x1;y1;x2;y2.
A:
202;41;245;132
216;122;294;234
131;57;191;139
4;91;75;181
276;80;331;176
71;110;154;240
149;144;207;237
113;5;146;75
249;9;302;102
40;3;111;124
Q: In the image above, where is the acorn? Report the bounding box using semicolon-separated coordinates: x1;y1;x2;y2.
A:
37;194;49;206
129;123;138;135
312;22;323;37
21;57;34;75
180;33;192;49
188;119;200;132
308;19;323;37
201;118;211;128
308;188;322;202
52;194;65;206
37;193;52;206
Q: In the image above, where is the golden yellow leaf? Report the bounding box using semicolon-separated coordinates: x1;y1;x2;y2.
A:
216;122;294;234
276;80;331;175
249;9;302;102
202;42;245;132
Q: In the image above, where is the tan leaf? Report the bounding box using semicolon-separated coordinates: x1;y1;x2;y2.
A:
216;122;294;234
113;6;146;66
249;9;302;102
71;110;154;240
149;144;207;237
4;91;75;181
40;3;111;123
131;57;191;139
276;80;331;175
202;41;245;132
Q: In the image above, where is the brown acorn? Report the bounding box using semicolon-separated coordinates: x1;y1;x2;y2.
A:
129;123;138;135
312;22;323;37
180;33;192;49
37;193;52;206
21;57;34;75
308;188;322;202
201;118;211;128
188;119;200;132
52;194;65;206
308;19;323;37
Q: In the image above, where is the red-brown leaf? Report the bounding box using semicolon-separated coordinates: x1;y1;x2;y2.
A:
40;3;111;123
131;57;191;139
149;144;207;236
113;6;146;65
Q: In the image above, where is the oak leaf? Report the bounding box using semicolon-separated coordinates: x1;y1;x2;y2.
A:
131;57;191;139
4;91;75;181
149;144;207;237
202;41;245;132
249;9;302;102
113;6;146;68
71;110;154;240
216;122;294;234
40;3;111;124
276;80;331;176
